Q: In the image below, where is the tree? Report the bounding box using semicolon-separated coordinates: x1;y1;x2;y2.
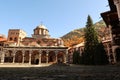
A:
73;51;80;64
94;42;109;65
82;15;108;65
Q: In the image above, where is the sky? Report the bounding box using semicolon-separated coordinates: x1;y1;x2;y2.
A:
0;0;110;38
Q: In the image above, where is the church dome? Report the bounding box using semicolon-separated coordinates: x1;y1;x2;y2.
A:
37;24;47;29
32;24;50;38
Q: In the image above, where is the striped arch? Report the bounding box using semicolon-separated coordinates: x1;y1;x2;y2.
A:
57;51;65;63
15;50;23;63
4;50;13;63
41;51;47;63
48;51;56;63
31;50;39;64
24;50;30;63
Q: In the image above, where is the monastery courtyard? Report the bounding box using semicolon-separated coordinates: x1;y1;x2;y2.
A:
0;64;120;80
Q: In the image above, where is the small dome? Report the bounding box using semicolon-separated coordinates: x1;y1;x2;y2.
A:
37;24;47;29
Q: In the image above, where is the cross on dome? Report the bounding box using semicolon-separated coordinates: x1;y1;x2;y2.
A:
37;24;47;29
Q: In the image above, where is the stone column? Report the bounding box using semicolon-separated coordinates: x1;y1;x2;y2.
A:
43;30;45;35
12;52;15;63
108;25;115;64
39;29;41;34
46;51;49;63
39;50;41;64
22;50;25;63
55;51;58;63
64;54;66;63
64;49;68;63
106;44;110;63
1;51;5;64
106;44;109;55
45;30;47;35
0;51;1;63
41;29;43;35
112;46;119;64
113;49;116;64
13;49;17;63
29;51;32;65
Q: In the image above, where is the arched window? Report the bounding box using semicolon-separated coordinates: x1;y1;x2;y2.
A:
108;43;112;48
14;37;17;41
37;40;41;44
9;37;13;41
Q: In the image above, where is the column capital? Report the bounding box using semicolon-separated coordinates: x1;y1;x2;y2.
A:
22;50;25;53
39;53;41;64
29;52;32;65
46;53;49;56
46;50;49;53
55;50;58;53
39;50;42;53
29;50;33;53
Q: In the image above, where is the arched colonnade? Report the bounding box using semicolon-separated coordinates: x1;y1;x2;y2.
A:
1;47;68;65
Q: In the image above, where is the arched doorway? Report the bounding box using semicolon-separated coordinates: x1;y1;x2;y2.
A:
15;51;23;63
24;51;29;63
115;47;120;62
31;50;39;64
4;50;13;63
48;51;56;63
41;51;47;63
57;51;65;63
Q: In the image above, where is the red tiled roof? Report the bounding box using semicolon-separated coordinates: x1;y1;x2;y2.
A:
0;38;7;42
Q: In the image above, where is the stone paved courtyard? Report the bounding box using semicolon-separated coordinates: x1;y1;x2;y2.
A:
0;64;120;80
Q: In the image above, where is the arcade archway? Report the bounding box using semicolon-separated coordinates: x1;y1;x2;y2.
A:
24;51;29;63
115;47;120;62
4;50;13;63
31;50;39;64
41;51;47;63
48;51;56;63
57;51;65;63
15;51;23;63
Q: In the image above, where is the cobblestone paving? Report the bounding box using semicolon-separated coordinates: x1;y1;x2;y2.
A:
0;64;120;80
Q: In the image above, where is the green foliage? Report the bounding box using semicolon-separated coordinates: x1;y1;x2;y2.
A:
73;51;80;64
82;15;109;65
93;42;109;65
83;15;98;65
86;15;93;27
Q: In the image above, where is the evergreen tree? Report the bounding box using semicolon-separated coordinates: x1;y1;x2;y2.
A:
83;15;98;65
73;50;80;64
94;42;109;65
82;15;108;65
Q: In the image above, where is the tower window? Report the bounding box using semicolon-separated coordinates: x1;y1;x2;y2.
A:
37;40;41;44
9;37;13;41
14;37;17;42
